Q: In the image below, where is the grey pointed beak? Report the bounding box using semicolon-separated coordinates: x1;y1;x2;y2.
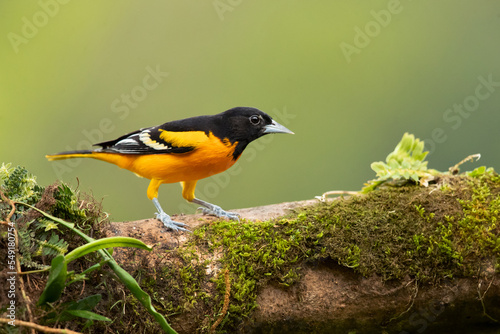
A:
262;120;294;135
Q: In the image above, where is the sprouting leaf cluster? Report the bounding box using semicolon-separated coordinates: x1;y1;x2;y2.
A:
362;133;437;193
0;164;95;270
0;162;43;204
53;183;87;221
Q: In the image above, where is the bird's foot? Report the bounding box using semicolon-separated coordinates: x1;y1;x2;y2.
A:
152;197;190;232
197;204;240;221
155;211;191;233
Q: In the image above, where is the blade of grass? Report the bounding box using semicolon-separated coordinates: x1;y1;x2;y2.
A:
64;237;152;264
63;310;111;322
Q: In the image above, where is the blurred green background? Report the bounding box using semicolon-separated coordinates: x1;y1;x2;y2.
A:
1;1;499;222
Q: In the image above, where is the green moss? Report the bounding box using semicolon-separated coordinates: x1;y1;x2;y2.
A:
159;168;500;332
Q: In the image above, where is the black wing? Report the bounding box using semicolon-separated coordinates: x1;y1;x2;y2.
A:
94;126;196;155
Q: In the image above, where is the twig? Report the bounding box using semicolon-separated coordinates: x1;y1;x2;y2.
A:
0;191;35;334
210;269;231;333
315;190;359;202
0;318;82;334
0;191;16;223
388;279;419;323
477;277;498;322
449;153;481;175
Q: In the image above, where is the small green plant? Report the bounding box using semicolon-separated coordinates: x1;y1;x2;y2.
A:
0;163;91;271
0;163;178;334
25;207;152;327
0;163;43;203
52;183;87;221
362;133;437;193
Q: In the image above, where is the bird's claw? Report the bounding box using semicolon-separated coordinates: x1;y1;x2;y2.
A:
197;206;240;221
155;211;191;233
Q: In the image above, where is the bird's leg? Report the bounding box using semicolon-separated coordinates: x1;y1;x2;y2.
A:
191;198;240;221
152;197;191;232
180;180;240;221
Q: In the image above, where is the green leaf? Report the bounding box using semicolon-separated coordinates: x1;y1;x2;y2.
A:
69;294;102;311
410;173;419;182
388;159;400;169
370;162;386;173
64;237;152;264
466;166;486;177
81;261;108;275
63;310;111;322
17;202;76;230
401;160;411;169
58;295;104;321
105;257;178;333
37;255;67;306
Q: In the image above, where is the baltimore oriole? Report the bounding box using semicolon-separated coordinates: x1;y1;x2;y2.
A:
46;107;293;232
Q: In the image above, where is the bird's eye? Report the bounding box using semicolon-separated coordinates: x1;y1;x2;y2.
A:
249;115;261;125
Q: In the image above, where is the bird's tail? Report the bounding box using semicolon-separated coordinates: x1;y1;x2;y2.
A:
45;150;94;161
46;150;133;171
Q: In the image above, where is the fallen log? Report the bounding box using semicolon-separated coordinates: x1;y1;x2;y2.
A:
101;173;500;333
